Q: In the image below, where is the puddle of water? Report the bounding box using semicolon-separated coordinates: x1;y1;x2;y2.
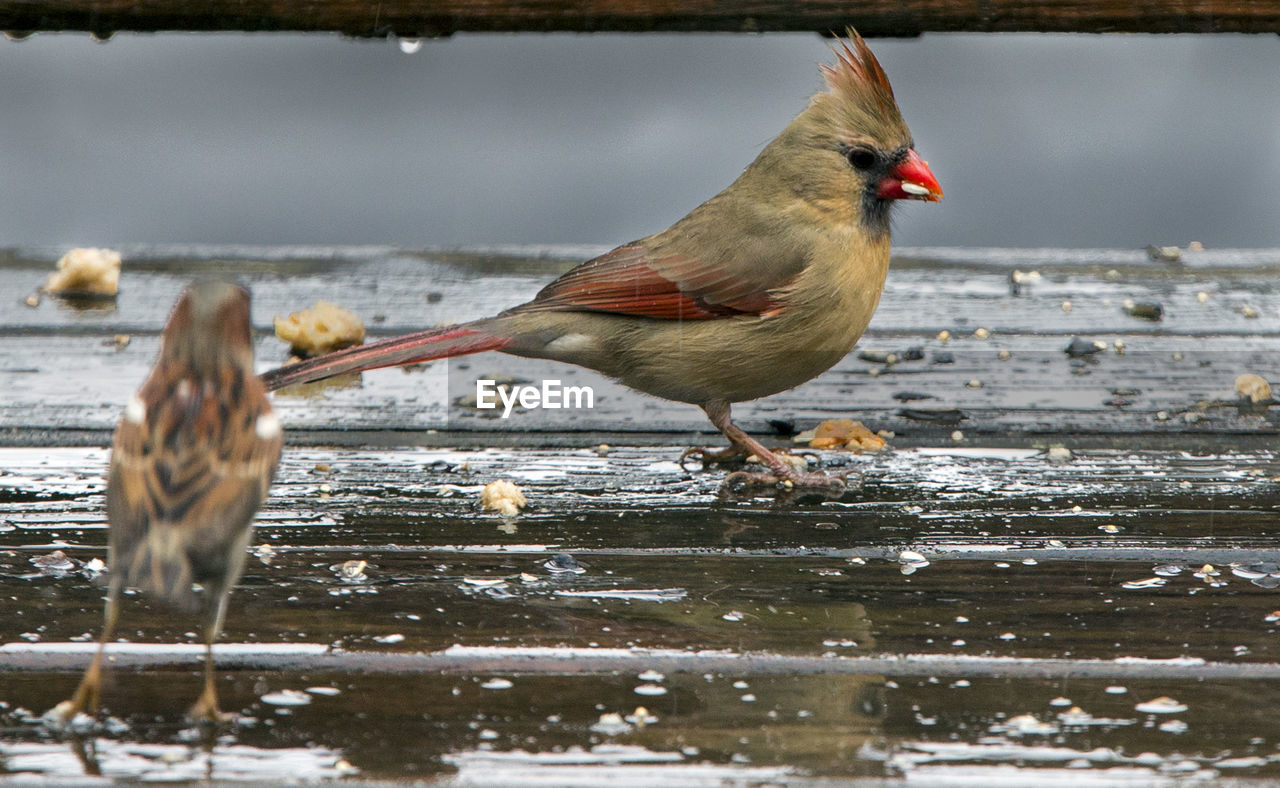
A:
5;672;1280;782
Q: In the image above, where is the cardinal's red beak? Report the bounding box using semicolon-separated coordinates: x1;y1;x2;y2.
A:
877;149;943;202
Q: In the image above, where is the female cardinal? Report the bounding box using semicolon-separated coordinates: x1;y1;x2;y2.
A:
58;282;283;723
262;30;941;490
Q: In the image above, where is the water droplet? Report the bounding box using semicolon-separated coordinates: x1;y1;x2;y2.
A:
545;553;586;574
1158;719;1189;734
590;712;632;735
1135;696;1187;714
398;38;423;54
1105;685;1128;694
373;633;405;644
1231;562;1280;580
480;678;514;690
1153;564;1185;577
331;560;368;583
638;669;664;682
722;611;745;622
634;684;667;696
1121;577;1167;590
1049;697;1072;707
260;689;312;706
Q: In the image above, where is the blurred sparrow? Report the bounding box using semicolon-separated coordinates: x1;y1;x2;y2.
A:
58;281;282;724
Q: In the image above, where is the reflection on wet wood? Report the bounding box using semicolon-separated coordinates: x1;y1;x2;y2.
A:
1;246;1279;782
2;0;1280;36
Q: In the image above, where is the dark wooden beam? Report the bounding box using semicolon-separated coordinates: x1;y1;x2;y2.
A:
3;0;1280;38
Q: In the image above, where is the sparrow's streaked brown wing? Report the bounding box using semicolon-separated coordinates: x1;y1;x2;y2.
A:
107;300;282;614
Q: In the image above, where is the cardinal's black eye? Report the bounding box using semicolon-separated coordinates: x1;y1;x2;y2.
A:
844;146;877;171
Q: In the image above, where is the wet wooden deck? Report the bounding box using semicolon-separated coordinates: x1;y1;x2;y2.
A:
2;245;1280;784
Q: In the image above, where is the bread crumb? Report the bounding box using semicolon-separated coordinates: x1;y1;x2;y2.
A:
274;301;366;357
1046;446;1073;463
44;248;121;295
1235;373;1272;404
804;419;886;452
480;479;527;517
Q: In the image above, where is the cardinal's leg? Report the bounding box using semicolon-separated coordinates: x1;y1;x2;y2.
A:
702;400;846;491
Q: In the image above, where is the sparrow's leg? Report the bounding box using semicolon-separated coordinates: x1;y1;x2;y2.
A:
702;401;846;492
60;577;122;721
188;588;233;724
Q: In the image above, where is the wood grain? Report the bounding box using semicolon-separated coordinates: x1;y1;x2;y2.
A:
2;0;1280;36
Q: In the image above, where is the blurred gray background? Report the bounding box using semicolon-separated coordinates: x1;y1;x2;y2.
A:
2;32;1278;249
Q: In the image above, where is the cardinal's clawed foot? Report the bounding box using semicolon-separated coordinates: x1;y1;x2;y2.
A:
679;444;749;471
722;464;848;495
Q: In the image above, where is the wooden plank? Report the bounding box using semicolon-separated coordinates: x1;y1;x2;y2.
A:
5;445;1280;780
5;445;1280;665
3;0;1280;36
3;247;1280;782
3;246;1277;448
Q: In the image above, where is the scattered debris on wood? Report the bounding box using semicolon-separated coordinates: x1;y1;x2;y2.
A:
275;301;366;357
1146;244;1182;263
793;419;887;452
480;479;527;517
1235;373;1273;404
44;247;121;296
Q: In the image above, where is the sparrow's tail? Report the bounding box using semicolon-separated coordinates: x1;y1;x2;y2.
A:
260;318;511;392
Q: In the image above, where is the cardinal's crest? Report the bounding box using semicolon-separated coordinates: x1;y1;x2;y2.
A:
821;29;897;111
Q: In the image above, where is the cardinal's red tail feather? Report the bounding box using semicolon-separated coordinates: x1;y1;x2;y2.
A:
260;322;509;392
